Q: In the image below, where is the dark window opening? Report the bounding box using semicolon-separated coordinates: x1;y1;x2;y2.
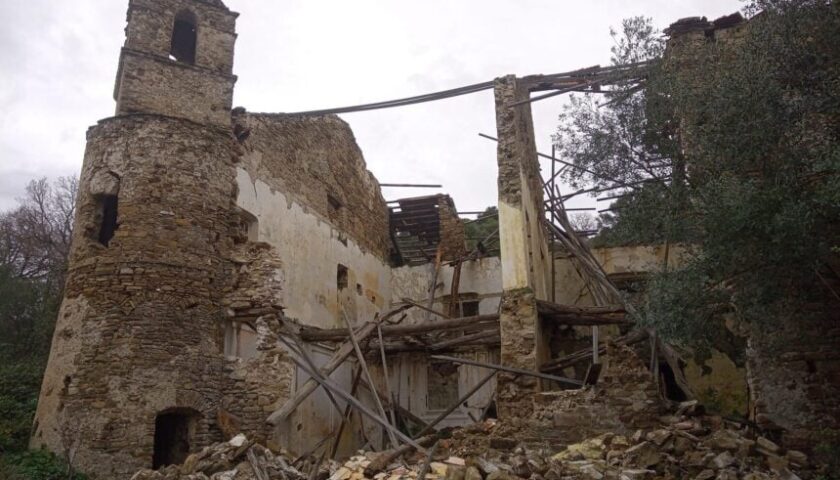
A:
98;195;119;247
170;11;197;64
337;264;349;290
461;299;480;317
153;410;196;469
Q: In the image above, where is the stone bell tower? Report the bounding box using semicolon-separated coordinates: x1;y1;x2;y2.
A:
114;0;238;125
31;1;242;477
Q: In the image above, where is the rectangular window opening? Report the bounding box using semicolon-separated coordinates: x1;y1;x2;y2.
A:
337;264;349;290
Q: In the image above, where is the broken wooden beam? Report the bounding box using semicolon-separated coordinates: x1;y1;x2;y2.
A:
413;370;497;439
536;300;631;326
430;355;583;387
267;322;378;425
289;355;424;452
363;433;440;478
341;312;399;450
300;314;500;342
429;330;501;351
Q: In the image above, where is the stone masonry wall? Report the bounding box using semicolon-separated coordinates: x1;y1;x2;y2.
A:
116;52;236;126
115;0;238;126
527;344;664;446
234;112;391;260
437;194;466;262
31;115;242;478
746;312;840;452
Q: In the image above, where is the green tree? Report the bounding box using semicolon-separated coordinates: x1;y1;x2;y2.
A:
554;2;840;350
464;207;500;257
0;177;83;478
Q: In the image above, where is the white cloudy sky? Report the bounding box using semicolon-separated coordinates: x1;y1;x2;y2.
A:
0;0;743;215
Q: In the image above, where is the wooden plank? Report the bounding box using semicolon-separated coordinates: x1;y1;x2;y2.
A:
536;301;626;316
429;330;500;351
430;355;583;387
341;312;399;450
329;366;363;459
290;356;424;452
267;322;378;425
376;323;398;438
300;315;500;342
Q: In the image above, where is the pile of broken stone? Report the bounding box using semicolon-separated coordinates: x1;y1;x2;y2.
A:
131;404;816;480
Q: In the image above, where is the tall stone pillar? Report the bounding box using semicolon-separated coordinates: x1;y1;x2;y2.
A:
494;76;552;418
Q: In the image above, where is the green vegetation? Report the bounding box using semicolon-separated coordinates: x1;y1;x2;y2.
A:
0;178;86;478
463;207;500;257
0;450;87;480
554;1;840;352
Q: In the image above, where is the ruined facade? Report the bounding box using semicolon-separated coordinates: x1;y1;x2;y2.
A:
31;1;496;477
31;2;836;478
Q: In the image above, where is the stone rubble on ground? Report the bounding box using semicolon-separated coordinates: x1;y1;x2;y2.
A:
130;403;815;480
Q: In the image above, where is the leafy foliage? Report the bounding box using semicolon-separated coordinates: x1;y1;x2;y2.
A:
554;2;840;349
0;177;78;475
0;450;87;480
554;17;674;192
463;207;500;257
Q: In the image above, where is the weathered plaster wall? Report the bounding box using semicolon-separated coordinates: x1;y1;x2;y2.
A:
390;257;502;325
235;168;390;329
233;113;394;456
387;258;502;427
381;349;500;428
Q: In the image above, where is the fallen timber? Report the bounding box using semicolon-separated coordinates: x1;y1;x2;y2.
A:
430;355;584;387
267;321;378;425
299;314;501;342
540;329;649;373
536;300;633;326
289;355;424;452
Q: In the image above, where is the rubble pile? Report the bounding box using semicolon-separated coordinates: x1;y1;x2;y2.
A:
130;434;305;480
130;405;816;480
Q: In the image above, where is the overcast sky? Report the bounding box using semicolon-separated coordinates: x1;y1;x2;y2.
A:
0;0;743;215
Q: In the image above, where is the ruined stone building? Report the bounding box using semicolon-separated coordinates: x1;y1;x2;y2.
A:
30;2;838;479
